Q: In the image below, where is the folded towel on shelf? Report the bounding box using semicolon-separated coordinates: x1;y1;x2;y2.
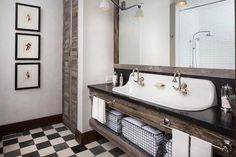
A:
190;136;212;157
92;96;99;120
172;129;189;157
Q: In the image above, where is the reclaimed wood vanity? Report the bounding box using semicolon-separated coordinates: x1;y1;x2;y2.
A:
88;83;235;157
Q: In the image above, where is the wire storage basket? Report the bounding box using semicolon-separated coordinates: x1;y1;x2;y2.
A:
105;109;124;134
163;134;172;157
122;117;164;157
106;121;122;133
106;110;124;124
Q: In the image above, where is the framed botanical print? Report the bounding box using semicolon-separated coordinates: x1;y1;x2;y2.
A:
15;63;40;90
15;33;40;60
15;3;41;32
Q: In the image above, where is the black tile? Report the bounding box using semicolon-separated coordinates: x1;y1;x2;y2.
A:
71;145;87;153
109;147;125;157
32;132;45;139
2;133;21;140
3;138;18;146
19;140;34;148
97;138;109;144
53;142;69;151
22;151;40;157
22;131;30;136
47;133;60;140
55;126;68;132
62;134;74;141
44;153;58;157
90;145;106;155
0;147;2;154
4;149;21;157
42;126;54;131
69;155;77;157
36;141;51;150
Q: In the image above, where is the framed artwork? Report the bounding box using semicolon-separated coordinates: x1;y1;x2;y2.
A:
15;63;40;90
15;3;41;32
15;33;40;60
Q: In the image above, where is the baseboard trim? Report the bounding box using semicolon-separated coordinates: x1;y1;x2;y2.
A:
75;129;104;145
0;114;62;139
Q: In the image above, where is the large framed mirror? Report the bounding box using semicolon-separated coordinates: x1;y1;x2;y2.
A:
114;0;235;78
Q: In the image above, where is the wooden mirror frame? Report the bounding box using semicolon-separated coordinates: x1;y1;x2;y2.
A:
113;0;235;79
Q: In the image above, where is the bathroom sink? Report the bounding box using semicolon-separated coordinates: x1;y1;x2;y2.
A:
112;73;217;111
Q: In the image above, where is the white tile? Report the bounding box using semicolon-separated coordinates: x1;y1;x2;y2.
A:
44;129;57;136
18;135;33;143
85;141;99;149
0;154;3;157
58;130;72;137
96;151;114;157
3;143;20;153
101;142;116;151
33;136;48;144
57;148;74;157
50;137;65;146
76;150;94;157
29;128;43;134
66;139;79;147
52;123;65;128
38;146;55;156
20;145;37;155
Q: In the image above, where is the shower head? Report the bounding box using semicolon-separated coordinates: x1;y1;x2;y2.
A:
205;31;213;37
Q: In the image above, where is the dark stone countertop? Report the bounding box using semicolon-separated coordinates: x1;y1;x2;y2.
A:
88;83;235;138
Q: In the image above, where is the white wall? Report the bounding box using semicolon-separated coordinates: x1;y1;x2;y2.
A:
0;0;63;125
119;0;171;66
78;0;114;133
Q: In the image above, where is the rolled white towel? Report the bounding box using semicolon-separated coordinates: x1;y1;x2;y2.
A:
109;110;123;116
122;117;145;127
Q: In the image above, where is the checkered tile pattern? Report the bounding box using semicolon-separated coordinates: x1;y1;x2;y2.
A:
0;123;130;157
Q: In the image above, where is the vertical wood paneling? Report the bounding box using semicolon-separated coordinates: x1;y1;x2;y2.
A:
63;0;78;133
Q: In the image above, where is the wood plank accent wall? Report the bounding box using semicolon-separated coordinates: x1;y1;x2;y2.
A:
62;0;78;133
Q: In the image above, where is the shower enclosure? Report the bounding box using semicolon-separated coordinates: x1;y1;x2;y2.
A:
175;0;235;69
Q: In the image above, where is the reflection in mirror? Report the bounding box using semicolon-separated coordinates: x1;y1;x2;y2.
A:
119;0;235;69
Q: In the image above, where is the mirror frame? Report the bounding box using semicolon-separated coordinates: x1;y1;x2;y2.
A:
113;0;235;79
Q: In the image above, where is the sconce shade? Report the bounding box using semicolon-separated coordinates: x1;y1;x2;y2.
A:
135;6;144;18
175;0;187;6
100;0;110;11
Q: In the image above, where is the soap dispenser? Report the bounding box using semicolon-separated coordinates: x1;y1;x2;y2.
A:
221;83;233;112
119;73;123;87
112;72;118;87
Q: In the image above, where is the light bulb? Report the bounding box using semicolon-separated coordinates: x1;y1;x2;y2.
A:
175;0;187;7
99;0;110;11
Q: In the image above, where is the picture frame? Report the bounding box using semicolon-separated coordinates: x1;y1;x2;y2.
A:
15;33;40;60
15;3;41;32
15;63;40;90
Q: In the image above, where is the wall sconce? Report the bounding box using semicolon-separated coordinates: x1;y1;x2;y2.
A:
99;0;144;18
175;0;187;7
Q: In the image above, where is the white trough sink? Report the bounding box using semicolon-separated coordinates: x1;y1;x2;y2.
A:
112;73;217;111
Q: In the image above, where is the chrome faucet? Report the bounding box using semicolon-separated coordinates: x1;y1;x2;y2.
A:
172;71;188;95
131;68;144;86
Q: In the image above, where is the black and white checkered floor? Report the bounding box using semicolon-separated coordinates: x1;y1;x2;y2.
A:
0;123;130;157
